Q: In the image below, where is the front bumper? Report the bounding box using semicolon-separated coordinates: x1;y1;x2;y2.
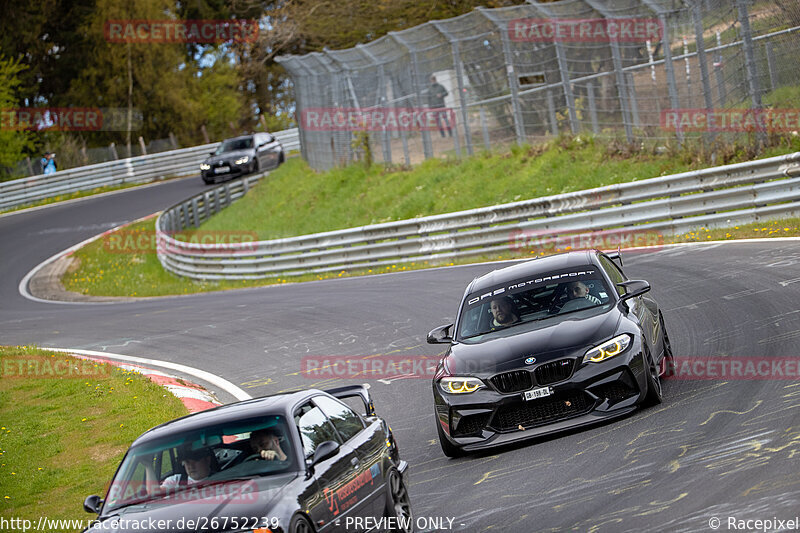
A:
433;348;648;452
201;161;251;181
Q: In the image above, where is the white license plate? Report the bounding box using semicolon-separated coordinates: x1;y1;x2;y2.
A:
524;387;553;401
214;166;230;174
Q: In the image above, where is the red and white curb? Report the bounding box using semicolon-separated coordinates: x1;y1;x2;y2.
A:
46;348;251;413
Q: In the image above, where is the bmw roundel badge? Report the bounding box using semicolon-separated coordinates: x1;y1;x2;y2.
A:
524;357;536;365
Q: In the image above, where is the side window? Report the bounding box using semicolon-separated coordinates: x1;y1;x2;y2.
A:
599;256;627;295
314;395;364;443
295;402;341;459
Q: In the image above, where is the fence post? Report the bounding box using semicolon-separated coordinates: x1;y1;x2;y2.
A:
477;8;526;146
660;13;684;143
191;198;200;227
714;31;727;106
546;89;559;136
736;0;764;147
587;81;599;134
109;143;119;160
479;107;491;151
390;33;434;161
765;41;777;91
626;73;641;129
691;1;714;112
447;34;474;155
138;136;147;156
169;132;178;149
554;42;577;134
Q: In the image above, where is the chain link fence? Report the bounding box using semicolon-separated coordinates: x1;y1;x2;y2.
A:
277;0;800;171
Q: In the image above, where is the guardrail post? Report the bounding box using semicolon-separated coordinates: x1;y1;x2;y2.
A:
213;187;221;215
202;191;211;222
224;183;231;208
191;198;200;227
181;202;189;229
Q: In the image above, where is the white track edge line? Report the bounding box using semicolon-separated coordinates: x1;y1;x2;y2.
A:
44;347;252;402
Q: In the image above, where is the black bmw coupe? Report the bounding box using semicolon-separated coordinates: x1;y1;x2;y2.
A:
427;250;674;457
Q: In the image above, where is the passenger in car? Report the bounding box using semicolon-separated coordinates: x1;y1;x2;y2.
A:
567;281;602;305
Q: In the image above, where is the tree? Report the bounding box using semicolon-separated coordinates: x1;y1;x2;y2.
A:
0;56;34;180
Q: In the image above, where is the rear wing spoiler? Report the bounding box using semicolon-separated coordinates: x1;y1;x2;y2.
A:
324;384;376;416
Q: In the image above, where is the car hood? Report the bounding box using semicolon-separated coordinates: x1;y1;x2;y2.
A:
205;149;253;164
91;474;296;532
449;309;623;375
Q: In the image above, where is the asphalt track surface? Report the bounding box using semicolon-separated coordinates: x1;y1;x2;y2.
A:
2;178;800;532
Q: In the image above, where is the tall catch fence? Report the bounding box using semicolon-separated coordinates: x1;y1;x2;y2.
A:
276;0;800;171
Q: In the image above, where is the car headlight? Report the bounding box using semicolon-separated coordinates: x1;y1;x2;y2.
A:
200;163;210;170
584;334;632;363
439;376;484;394
235;156;249;165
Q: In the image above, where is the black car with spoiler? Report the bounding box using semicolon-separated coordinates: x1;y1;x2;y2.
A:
83;385;411;533
427;250;674;457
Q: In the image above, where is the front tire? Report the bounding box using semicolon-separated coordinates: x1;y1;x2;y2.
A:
384;468;413;533
436;418;464;458
659;311;675;377
643;344;663;406
289;514;314;533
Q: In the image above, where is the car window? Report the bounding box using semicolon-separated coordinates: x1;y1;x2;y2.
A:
104;415;294;512
456;267;614;340
599;255;627;295
216;137;253;154
314;395;364;443
295;402;341;459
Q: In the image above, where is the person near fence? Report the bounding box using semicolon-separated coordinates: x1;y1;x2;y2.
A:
429;76;453;138
40;152;57;175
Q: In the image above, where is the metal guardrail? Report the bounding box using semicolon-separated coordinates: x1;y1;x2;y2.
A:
156;152;800;280
0;128;299;211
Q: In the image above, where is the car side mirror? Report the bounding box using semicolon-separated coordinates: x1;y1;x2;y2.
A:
427;323;454;344
310;441;340;469
83;494;103;514
617;280;650;302
209;152;216;156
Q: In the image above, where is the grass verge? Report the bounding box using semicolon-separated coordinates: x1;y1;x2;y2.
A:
0;346;187;526
61;131;800;297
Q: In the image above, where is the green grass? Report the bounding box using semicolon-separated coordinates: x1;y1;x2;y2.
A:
0;345;187;527
60;132;800;298
197;137;797;240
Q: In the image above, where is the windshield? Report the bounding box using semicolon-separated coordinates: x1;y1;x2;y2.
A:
456;267;614;341
104;415;295;512
215;137;253;154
